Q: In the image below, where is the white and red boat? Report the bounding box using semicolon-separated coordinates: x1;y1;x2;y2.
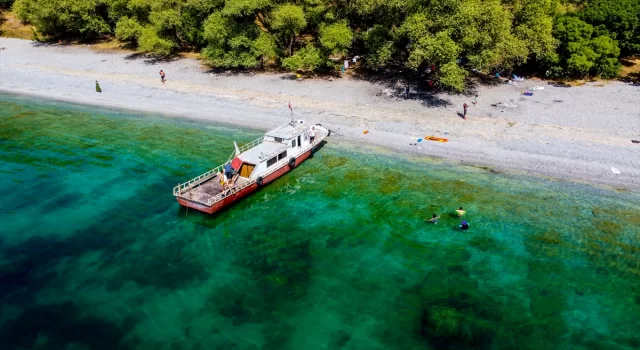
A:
173;120;330;214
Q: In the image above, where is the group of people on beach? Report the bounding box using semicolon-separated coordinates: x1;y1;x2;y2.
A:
427;207;469;230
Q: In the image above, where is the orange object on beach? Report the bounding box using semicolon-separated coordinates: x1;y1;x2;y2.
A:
363;130;369;134
425;136;448;142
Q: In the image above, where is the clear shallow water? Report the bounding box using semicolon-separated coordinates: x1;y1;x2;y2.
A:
1;93;639;350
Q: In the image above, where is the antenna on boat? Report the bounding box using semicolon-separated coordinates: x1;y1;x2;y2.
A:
288;100;295;126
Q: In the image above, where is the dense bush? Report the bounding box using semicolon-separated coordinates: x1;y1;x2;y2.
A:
1;0;14;9
9;0;638;88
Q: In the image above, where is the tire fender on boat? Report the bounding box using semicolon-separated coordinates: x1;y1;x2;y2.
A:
288;157;296;168
256;176;264;186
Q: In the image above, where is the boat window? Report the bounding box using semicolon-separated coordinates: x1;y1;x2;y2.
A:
303;132;308;141
277;150;288;161
267;156;277;167
291;139;297;148
274;137;284;143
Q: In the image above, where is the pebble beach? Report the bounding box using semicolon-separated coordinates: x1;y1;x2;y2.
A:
1;37;639;189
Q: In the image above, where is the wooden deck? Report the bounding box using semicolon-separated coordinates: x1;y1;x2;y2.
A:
179;174;250;205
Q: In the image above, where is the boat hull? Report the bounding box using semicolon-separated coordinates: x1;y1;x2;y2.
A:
176;145;314;214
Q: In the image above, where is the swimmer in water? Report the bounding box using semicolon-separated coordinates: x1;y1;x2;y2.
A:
455;207;466;216
427;214;440;224
460;220;469;230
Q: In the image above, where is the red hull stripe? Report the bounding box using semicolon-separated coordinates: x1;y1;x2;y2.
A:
177;148;313;214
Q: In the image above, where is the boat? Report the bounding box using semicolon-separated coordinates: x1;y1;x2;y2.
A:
173;120;330;214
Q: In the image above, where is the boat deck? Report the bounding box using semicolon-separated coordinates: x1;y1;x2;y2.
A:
179;174;250;205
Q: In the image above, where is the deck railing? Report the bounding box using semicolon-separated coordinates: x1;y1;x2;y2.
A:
237;136;265;154
175;126;329;205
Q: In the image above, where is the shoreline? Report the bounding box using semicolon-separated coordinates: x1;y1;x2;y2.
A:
1;37;639;191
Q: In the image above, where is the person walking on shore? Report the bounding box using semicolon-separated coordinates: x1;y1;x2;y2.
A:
463;102;468;119
472;95;478;105
95;80;102;93
159;70;166;84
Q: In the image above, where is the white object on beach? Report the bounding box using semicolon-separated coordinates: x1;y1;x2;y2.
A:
530;86;545;90
611;167;620;174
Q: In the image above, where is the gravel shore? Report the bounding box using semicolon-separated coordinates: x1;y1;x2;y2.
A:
1;38;639;189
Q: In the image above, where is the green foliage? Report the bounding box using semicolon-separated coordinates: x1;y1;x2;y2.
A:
554;15;620;77
270;3;307;56
1;0;14;9
9;0;631;86
221;0;271;17
437;61;467;92
137;26;175;56
513;0;558;63
271;4;306;33
281;43;326;71
580;0;640;55
406;31;460;70
202;10;261;68
362;25;395;70
318;21;352;56
13;0;111;38
115;17;142;42
253;32;278;65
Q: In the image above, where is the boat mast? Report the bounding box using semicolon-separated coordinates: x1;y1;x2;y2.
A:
289;100;295;126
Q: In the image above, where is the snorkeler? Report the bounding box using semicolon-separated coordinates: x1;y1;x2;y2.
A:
460;220;469;230
455;207;466;216
427;214;440;224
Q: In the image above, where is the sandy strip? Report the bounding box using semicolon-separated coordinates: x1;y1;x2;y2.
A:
1;38;639;190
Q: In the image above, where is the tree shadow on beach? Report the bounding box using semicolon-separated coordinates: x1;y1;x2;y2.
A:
350;67;453;108
123;52;181;65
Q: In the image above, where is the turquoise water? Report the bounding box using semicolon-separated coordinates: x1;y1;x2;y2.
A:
1;93;639;350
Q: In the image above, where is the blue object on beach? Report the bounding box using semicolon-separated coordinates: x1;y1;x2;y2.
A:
417;138;422;142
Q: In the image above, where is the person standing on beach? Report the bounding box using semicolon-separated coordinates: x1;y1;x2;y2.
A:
159;70;166;84
463;102;468;119
405;85;410;99
95;81;102;93
472;95;478;105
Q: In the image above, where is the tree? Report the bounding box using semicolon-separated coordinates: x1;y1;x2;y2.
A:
437;61;467;92
513;0;559;63
253;32;278;68
406;31;460;70
319;21;353;56
115;16;143;42
281;43;326;71
580;0;640;55
13;0;111;38
138;26;175;56
554;15;620;77
202;10;261;68
271;4;307;56
362;25;395;70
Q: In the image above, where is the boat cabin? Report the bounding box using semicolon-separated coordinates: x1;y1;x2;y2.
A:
233;121;316;181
